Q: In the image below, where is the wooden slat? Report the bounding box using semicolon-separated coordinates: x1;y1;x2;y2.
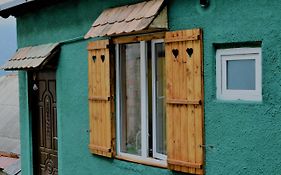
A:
89;96;111;101
165;29;204;174
193;29;204;175
173;37;181;172
187;29;196;174
109;42;116;156
88;40;109;50
165;35;200;43
112;32;165;44
179;33;189;173
96;49;101;156
100;48;105;156
165;37;174;170
183;33;190;173
166;99;201;105
165;29;201;43
104;45;112;157
89;146;112;158
89;144;112;153
88;50;94;147
167;159;202;169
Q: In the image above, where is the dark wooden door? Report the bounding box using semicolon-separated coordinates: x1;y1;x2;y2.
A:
31;71;58;175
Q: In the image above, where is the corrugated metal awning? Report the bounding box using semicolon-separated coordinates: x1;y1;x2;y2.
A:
0;155;20;175
0;156;18;170
0;0;33;11
84;0;167;38
1;43;60;70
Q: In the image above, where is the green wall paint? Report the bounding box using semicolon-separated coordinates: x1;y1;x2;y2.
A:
17;0;281;174
18;71;34;175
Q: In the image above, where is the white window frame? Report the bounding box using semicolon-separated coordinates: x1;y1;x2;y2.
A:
216;47;262;101
151;39;167;160
115;40;167;165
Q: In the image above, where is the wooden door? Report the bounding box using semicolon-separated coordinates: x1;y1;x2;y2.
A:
31;71;58;175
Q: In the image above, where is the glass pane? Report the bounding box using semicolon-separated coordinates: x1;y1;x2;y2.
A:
120;43;142;156
227;59;256;90
155;43;166;155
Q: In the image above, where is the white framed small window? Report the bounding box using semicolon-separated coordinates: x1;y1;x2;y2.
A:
216;48;262;101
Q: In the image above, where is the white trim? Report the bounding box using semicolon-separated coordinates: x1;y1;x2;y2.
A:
151;39;167;160
152;40;157;159
117;152;167;166
216;47;262;101
140;41;148;158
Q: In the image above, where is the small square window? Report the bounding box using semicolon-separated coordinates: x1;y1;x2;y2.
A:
216;48;262;101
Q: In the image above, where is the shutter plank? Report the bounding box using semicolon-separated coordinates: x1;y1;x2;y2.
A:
188;105;196;174
180;33;189;173
174;37;181;172
174;105;181;172
100;48;106;157
88;39;114;158
93;49;99;155
166;37;174;171
165;29;204;174
167;159;202;169
193;31;204;175
88;51;94;146
93;51;98;155
104;48;111;157
98;49;105;157
189;31;196;174
180;38;186;173
195;106;204;175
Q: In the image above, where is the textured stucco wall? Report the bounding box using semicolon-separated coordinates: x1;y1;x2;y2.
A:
17;0;281;174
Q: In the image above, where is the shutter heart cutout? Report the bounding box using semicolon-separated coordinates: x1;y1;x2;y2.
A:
92;55;96;63
172;49;179;59
186;48;193;57
101;55;105;62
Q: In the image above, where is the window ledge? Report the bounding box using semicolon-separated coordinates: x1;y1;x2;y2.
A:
214;98;263;105
115;155;167;169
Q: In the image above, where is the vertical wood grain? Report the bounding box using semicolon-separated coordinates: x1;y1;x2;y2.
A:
165;29;204;174
88;40;113;158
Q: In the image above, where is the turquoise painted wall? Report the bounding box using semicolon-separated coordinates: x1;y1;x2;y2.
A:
17;0;281;174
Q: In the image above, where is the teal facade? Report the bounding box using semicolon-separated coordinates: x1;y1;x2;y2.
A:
17;0;281;174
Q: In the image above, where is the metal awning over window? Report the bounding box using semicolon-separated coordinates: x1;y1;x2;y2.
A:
84;0;167;39
1;43;60;70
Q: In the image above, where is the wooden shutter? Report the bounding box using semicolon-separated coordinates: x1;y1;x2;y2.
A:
165;29;204;174
88;39;115;158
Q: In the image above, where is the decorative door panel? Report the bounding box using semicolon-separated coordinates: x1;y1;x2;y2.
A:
31;71;58;175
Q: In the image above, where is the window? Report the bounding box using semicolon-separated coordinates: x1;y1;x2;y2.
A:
216;48;262;101
88;29;205;174
116;40;167;164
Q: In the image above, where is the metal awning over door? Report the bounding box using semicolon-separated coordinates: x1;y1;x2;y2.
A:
84;0;167;38
1;43;60;70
